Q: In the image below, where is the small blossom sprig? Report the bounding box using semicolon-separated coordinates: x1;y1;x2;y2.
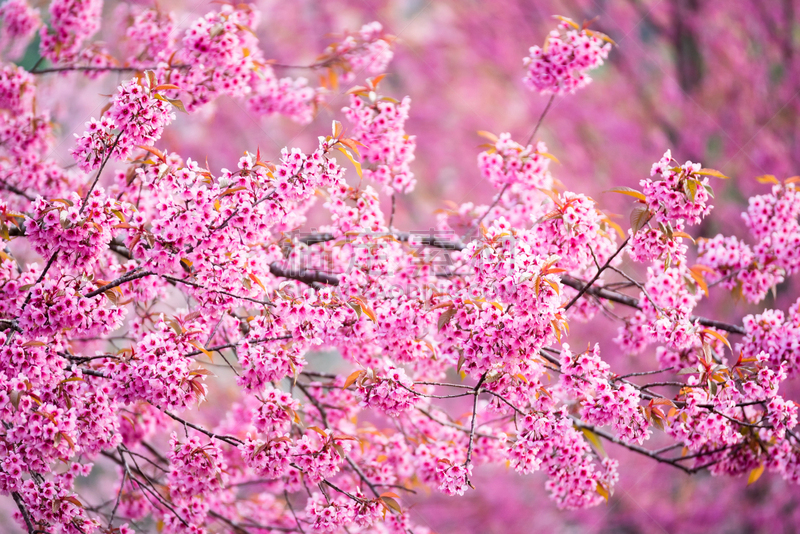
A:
71;72;181;173
611;150;728;265
523;15;613;95
342;76;417;193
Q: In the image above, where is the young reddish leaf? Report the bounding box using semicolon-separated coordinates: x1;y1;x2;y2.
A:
369;73;388;87
343;370;364;389
651;398;676;407
457;353;466;375
630;206;651;234
248;273;266;293
332;120;344;139
607;187;646;201
748;463;765;485
596;482;610;503
672;231;696;244
536;151;560;164
580;427;606;457
538;188;564;208
348;302;363;318
307;426;328;438
339;138;361;156
553;15;580;29
335;146;362;178
189;342;213;360
688;266;709;297
62;495;83;508
695;168;729;179
476;130;499;143
602;217;626;240
756;174;779;184
167;98;187;113
702;329;731;351
380;496;402;513
356;301;376;322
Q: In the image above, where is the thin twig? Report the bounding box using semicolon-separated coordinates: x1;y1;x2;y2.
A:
464;373;487;488
526;94;556;145
564;237;630;311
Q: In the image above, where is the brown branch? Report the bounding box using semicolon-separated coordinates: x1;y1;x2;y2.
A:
30;64;189;75
81;131;124;212
159;409;244;446
526;93;556;145
268;262;340;287
464;373;487;488
12;491;37;534
563;237;630;311
83;268;154;298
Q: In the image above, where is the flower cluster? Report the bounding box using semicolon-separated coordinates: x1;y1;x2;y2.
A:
247;71;319;125
695;181;800;303
742;183;800;276
0;0;40;58
253;387;301;434
19;273;125;339
664;352;799;482
0;65;81;207
437;221;564;377
506;402;619;509
737;302;800;376
528;191;618;274
559;344;649;444
72;75;177;172
357;367;418;416
645;151;714;225
615;264;703;354
105;319;209;410
292;431;348;484
168;433;227;499
236;317;311;392
342;83;417;193
0;62;50;158
176;4;258;98
523;17;611;94
124;7;177;66
25;189;125;268
39;0;103;62
318;22;394;84
628;150;717;263
477;133;553;190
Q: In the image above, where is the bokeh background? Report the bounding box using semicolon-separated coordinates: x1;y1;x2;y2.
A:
9;0;800;532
